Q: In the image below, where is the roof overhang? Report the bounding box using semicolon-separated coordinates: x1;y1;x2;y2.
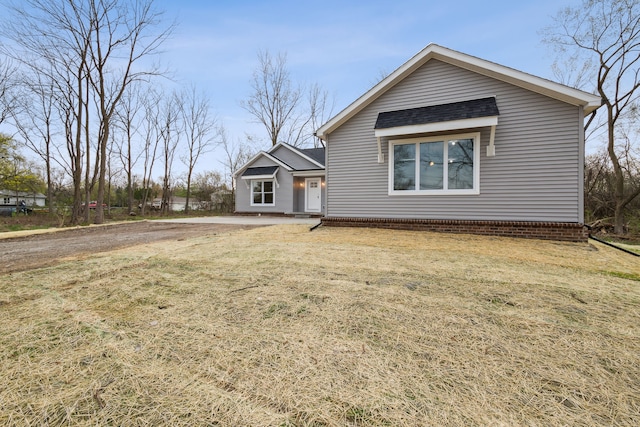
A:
374;97;499;137
240;166;279;180
375;116;498;138
316;43;601;140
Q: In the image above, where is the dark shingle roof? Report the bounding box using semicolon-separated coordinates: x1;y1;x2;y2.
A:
374;97;499;130
298;148;325;166
241;166;278;177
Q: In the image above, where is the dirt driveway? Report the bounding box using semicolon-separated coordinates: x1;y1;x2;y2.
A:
0;221;259;274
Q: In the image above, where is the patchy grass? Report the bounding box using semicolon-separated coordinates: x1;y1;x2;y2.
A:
1;225;639;426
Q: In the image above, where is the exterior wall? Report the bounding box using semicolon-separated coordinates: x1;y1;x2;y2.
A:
326;59;584;223
235;158;294;214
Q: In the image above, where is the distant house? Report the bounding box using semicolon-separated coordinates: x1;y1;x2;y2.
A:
169;196;201;212
315;44;601;241
234;142;325;216
0;190;46;207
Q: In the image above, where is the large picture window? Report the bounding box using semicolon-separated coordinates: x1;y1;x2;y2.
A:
389;132;480;195
251;180;274;205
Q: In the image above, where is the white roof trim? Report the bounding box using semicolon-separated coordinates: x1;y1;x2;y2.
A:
233;151;292;177
316;43;601;140
271;142;325;169
375;116;498;138
291;170;326;177
240;173;277;180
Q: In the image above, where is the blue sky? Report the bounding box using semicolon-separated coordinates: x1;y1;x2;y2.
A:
153;0;584;161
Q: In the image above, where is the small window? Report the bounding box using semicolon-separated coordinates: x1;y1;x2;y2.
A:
251;180;275;205
3;197;10;204
389;132;480;195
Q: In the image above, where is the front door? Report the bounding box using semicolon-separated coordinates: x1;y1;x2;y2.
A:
305;178;321;213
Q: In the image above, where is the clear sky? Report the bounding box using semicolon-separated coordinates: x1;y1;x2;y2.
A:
152;0;584;164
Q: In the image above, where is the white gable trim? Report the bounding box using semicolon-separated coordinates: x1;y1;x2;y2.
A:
316;44;601;140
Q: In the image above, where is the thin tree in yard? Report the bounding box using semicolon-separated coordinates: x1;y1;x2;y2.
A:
179;85;218;213
240;50;305;147
158;91;182;215
114;83;145;213
544;0;640;234
138;89;162;216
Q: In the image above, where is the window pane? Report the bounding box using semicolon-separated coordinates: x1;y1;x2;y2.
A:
253;192;263;204
263;181;273;192
419;141;444;190
264;192;273;204
447;138;474;189
394;144;416;190
252;181;262;193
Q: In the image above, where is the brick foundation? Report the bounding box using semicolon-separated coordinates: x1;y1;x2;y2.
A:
320;217;588;242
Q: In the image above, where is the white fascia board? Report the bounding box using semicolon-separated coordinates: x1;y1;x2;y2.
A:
240;174;277;180
316;43;601;139
374;116;498;138
291;170;326;177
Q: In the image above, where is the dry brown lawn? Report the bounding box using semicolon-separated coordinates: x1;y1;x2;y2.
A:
1;225;639;426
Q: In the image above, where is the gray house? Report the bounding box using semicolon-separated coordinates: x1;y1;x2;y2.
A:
234;142;325;216
315;44;601;241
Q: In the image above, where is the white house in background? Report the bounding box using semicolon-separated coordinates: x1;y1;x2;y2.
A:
0;190;46;207
315;43;601;241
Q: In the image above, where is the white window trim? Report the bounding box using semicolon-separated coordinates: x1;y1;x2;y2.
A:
388;131;481;196
250;179;276;206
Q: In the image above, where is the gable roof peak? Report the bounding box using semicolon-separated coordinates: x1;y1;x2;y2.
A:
316;43;601;140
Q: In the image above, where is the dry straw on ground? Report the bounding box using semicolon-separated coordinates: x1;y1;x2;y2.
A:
1;225;639;426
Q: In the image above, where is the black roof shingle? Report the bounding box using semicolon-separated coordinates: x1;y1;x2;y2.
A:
241;166;278;177
374;97;499;130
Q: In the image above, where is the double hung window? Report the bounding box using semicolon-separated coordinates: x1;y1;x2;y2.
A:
251;180;274;205
390;132;479;195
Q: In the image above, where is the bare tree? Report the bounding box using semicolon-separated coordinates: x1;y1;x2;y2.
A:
11;72;60;214
0;60;18;126
85;0;173;224
138;89;162;215
114;83;145;213
307;83;335;148
219;127;256;206
158;90;182;214
240;50;305;147
544;0;640;234
179;85;217;213
2;0;173;224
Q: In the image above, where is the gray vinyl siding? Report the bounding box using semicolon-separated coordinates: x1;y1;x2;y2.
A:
235;157;294;214
326;59;584;223
270;145;321;170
